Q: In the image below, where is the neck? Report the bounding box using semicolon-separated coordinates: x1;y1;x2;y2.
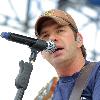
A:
56;52;85;77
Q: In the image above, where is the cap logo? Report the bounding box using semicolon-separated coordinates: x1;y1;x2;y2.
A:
43;11;53;16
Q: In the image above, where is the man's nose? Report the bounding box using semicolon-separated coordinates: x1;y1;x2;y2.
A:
49;33;58;41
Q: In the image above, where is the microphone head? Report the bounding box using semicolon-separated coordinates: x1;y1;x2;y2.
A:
46;40;56;53
1;32;10;39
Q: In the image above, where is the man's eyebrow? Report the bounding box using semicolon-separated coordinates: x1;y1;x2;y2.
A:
40;29;48;34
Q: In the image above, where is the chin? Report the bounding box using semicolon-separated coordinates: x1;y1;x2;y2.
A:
51;58;64;66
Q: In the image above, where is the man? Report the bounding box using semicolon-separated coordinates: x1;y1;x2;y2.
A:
34;9;100;100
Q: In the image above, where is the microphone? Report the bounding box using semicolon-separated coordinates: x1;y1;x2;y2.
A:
1;32;56;53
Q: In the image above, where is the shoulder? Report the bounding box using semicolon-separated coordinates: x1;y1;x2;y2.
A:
87;61;100;85
91;61;100;75
93;61;100;79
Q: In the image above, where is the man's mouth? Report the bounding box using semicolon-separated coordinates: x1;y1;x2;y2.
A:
53;47;64;53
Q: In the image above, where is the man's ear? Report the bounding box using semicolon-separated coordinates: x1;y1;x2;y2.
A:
76;33;83;47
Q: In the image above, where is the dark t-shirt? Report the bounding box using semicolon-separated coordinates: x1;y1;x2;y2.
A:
52;61;100;100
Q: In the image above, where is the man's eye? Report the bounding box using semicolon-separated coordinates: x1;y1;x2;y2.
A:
41;34;49;39
57;29;64;33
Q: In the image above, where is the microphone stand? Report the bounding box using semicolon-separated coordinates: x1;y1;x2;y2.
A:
14;48;39;100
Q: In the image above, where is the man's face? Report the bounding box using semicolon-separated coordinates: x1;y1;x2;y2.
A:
38;21;82;69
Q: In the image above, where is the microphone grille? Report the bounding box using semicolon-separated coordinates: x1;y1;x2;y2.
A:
46;40;56;53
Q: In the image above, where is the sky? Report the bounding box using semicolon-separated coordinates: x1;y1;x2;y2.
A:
0;0;100;100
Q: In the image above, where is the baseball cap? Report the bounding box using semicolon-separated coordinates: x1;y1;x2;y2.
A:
35;9;78;37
